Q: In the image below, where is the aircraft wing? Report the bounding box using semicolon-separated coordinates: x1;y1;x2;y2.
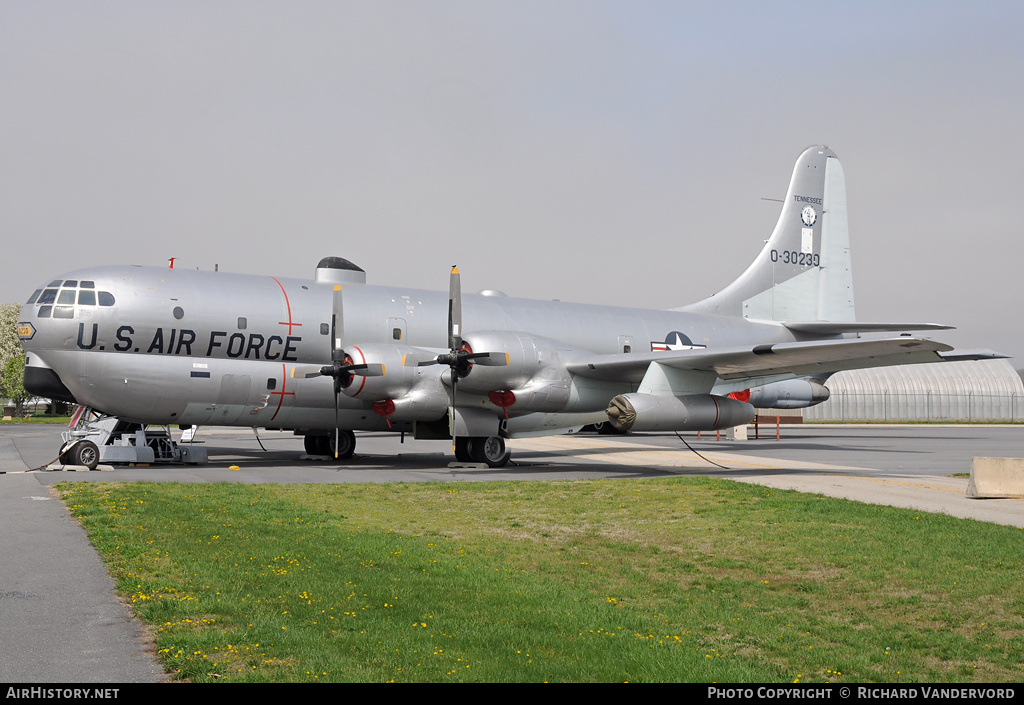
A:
566;337;959;384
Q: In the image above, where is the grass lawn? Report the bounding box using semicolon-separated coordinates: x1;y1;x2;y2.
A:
57;478;1024;683
0;415;71;424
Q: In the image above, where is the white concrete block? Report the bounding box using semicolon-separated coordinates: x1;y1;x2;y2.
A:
967;457;1024;498
725;425;748;441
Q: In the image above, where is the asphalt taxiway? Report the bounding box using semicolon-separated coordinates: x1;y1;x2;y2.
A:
6;423;1024;525
2;422;1022;682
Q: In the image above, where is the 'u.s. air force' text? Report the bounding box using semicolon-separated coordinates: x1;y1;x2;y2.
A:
75;324;301;361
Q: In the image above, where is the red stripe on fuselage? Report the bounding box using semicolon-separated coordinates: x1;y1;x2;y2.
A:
269;363;294;421
349;346;368;397
270;277;303;335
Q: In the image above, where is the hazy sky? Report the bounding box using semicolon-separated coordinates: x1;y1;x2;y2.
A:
2;2;1022;361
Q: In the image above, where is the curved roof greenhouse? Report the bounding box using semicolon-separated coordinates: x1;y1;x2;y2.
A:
804;359;1024;422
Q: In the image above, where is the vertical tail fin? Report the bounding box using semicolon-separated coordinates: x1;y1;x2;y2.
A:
680;145;855;323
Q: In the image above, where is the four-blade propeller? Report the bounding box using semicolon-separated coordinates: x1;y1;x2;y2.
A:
416;266;508;452
290;284;383;457
418;267;509;372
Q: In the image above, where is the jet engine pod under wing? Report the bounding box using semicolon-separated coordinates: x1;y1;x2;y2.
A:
743;378;831;409
606;393;755;433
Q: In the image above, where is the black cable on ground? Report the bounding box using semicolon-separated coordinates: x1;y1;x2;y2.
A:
674;432;730;470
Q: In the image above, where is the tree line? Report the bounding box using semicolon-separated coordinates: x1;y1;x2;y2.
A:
1;303;33;416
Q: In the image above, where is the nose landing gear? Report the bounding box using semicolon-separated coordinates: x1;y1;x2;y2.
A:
59;440;99;470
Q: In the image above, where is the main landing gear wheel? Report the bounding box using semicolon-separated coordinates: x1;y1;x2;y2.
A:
61;440;99;470
454;437;474;463
303;435;321;455
328;430;356;460
470;436;510;468
306;431;356;460
453;436;510;467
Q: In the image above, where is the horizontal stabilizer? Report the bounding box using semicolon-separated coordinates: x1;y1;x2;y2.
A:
782;321;954;334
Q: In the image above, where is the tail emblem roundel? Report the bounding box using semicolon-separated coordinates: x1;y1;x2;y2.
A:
800;205;817;227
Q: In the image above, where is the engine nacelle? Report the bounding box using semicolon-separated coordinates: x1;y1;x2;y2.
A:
485;378;571;415
455;331;578;414
742;379;830;409
606;393;755;433
385;380;451;421
454;331;545;394
334;344;451;422
339;344;423;401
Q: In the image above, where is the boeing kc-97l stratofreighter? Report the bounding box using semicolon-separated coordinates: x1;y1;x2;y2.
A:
17;146;1000;469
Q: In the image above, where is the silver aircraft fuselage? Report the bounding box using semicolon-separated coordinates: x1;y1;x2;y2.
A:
19;264;796;434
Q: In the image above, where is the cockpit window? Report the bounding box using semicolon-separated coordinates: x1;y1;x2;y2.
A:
48;280;62;287
32;282;113;308
53;306;74;319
